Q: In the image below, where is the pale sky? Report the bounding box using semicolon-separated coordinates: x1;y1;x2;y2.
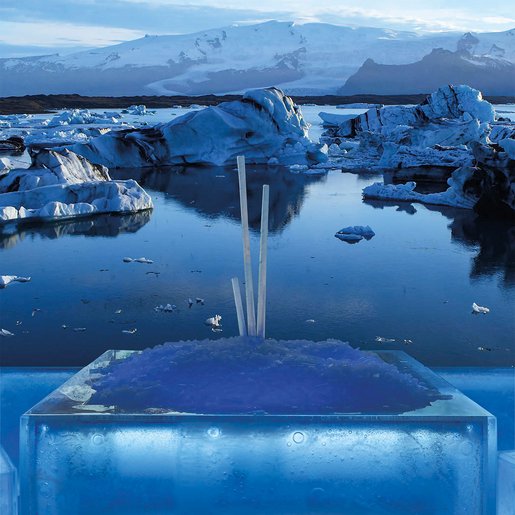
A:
1;0;514;57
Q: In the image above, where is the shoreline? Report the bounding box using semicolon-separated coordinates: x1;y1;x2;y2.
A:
1;92;514;115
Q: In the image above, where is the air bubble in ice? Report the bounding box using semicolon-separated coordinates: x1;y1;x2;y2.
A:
207;427;221;438
92;433;104;445
293;431;305;444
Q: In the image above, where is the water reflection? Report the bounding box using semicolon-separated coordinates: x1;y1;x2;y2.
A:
111;165;325;233
0;211;151;250
365;199;514;286
446;209;515;287
363;199;418;215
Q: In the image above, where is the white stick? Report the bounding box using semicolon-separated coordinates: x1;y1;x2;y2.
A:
231;277;247;336
256;185;269;339
237;155;256;336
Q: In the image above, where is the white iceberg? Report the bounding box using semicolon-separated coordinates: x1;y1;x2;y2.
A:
123;257;153;264
154;304;176;313
0;275;31;288
123;105;154;116
45;109;121;127
362;167;478;210
472;302;490;314
205;315;222;328
67;88;328;168
0;149;153;224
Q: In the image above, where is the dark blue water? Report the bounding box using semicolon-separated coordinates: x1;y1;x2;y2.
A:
1;166;513;367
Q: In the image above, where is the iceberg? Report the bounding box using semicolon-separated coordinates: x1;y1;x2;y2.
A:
123;104;154;116
335;225;375;243
323;85;498;172
339;85;494;137
0;275;31;288
20;342;497;514
0;149;152;224
67;88;328;168
0;148;109;193
362;167;478;209
45;109;121;127
0;446;17;515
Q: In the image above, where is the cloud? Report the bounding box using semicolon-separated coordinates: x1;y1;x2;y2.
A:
0;0;513;57
0;20;145;49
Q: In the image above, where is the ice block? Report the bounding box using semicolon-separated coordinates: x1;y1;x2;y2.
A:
20;343;497;514
0;445;17;515
497;451;515;515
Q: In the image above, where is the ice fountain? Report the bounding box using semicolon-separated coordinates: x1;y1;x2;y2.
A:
20;157;497;514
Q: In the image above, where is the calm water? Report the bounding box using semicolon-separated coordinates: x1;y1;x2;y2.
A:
1;164;513;367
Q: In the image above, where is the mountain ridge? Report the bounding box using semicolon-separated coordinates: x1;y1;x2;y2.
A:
1;21;514;97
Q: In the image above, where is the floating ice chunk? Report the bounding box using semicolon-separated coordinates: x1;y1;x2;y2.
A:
187;298;193;308
305;319;316;323
0;275;31;288
73;327;86;332
123;105;154;116
122;328;137;335
0;329;14;337
154;304;176;312
335;225;375;243
46;109;121;127
363;166;478;210
205;315;222;328
375;336;396;343
114;309;122;314
289;164;308;172
31;308;41;317
472;302;490;314
123;257;153;264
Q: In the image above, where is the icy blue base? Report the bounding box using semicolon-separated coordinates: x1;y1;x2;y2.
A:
497;451;515;515
0;447;17;515
19;350;497;514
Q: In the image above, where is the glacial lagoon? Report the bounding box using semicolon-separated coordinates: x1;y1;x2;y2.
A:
1;160;513;368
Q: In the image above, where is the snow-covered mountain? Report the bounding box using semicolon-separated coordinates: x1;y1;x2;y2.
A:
1;21;514;97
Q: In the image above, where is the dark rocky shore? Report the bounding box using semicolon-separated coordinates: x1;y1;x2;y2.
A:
2;93;514;115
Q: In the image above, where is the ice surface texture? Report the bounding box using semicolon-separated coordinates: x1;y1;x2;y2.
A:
0;447;17;515
68;88;328;168
90;338;446;414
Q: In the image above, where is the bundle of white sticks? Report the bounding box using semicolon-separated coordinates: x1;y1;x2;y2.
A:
231;155;269;339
